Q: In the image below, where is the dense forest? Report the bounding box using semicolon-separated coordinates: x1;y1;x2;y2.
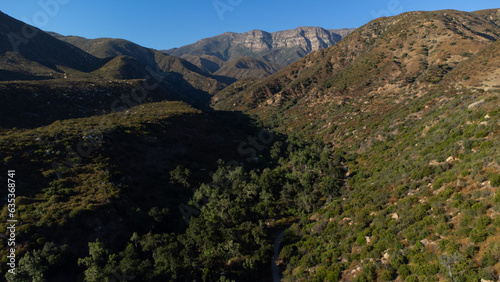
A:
2;120;346;281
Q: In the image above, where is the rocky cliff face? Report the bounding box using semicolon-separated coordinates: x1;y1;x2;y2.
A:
165;27;354;77
272;27;341;52
242;29;273;51
223;27;344;53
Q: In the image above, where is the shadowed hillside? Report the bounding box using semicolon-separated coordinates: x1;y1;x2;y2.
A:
0;12;102;80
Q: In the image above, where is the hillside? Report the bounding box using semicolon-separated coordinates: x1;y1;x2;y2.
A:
212;9;500;116
443;39;500;89
48;33;230;103
0;12;102;80
213;56;282;79
0;78;190;129
91;55;149;79
0;101;268;281
165;27;354;78
211;8;500;281
0;12;237;122
276;87;500;281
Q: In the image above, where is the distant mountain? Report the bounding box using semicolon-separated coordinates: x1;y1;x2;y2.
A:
213;9;500;114
47;33;159;66
164;27;354;79
48;32;230;96
0;11;234;116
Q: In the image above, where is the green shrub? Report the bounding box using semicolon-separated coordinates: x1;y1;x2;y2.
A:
356;234;367;246
474;129;489;138
405;274;419;282
491;175;500;187
469;227;489;243
436;222;450;235
381;269;395;281
481;252;497;267
476;216;492;228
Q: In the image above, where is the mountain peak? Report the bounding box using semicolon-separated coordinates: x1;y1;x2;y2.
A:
166;26;354;78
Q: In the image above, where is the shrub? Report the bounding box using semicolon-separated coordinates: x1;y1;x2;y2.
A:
405;274;419;282
474;130;489;138
470;227;489;243
381;270;395;281
356;234;367;246
491;175;500;187
436;222;450;235
476;216;492;228
481;252;497;267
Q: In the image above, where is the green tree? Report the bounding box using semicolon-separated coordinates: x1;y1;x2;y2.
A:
78;239;111;281
6;250;48;282
169;165;191;187
148;206;169;223
131;232;140;248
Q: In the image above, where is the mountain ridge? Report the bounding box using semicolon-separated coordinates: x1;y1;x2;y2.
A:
212;9;500;116
164;26;355;78
0;11;103;80
47;32;230;95
0;13;232;113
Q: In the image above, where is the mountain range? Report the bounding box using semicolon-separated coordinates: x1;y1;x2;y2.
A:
213;9;500;114
1;7;500;282
165;27;354;79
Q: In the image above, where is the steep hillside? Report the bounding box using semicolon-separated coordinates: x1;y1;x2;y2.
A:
212;9;500;121
210;8;500;281
214;57;282;79
0;12;102;80
91;55;148;79
49;33;230;106
443;39;500;89
0;78;189;129
0;101;265;281
165;27;354;78
1;23;228;129
277;87;500;281
0;11;230;115
51;33;232;94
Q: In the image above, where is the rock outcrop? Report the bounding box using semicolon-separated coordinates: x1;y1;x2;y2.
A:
165;27;354;77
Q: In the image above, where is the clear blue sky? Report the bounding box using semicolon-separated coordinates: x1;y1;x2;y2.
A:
1;0;498;50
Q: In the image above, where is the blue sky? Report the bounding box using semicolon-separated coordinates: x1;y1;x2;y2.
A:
1;0;499;50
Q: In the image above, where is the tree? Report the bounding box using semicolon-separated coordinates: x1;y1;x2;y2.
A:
78;239;111;281
131;232;140;248
148;207;169;223
320;176;341;196
169;165;191;187
6;250;48;282
439;252;462;282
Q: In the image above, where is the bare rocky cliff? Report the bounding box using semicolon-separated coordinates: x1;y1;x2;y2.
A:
165;27;354;78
